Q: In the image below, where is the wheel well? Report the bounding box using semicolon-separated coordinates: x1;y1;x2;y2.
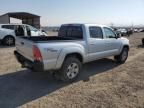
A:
65;53;83;63
123;45;129;51
3;35;15;40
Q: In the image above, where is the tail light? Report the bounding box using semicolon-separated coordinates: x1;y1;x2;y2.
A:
33;45;42;61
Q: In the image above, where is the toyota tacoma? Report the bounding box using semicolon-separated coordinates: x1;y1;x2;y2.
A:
14;24;130;82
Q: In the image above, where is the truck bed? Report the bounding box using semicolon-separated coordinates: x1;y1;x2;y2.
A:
16;36;83;62
21;36;81;43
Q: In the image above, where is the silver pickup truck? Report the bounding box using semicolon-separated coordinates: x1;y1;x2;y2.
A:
14;24;129;82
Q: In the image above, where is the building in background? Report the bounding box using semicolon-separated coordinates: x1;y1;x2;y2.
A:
0;12;40;29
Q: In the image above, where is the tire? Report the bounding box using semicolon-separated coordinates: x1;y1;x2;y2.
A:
142;38;144;46
3;36;15;46
114;47;129;64
58;56;82;82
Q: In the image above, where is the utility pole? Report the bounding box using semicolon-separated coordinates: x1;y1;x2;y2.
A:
131;22;134;31
110;22;114;28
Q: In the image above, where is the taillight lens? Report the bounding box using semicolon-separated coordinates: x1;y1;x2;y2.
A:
33;45;42;61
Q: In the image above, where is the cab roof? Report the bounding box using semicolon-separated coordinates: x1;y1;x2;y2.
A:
62;23;110;28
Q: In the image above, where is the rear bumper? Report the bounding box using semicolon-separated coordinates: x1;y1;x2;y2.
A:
14;51;44;72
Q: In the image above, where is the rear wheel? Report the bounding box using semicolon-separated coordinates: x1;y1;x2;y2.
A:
114;47;129;63
3;36;15;46
57;56;82;82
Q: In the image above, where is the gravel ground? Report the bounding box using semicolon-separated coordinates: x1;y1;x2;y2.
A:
0;33;144;108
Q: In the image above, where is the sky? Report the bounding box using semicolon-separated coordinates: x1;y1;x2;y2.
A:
0;0;144;26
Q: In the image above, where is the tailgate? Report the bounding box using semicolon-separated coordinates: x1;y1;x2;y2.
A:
15;37;34;61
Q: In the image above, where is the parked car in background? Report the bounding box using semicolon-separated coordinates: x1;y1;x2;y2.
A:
14;23;130;82
116;29;127;36
115;28;133;37
133;29;139;33
0;24;48;46
139;29;144;32
126;29;133;36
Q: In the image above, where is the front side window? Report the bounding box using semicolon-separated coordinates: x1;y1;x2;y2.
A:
89;27;103;38
104;27;116;38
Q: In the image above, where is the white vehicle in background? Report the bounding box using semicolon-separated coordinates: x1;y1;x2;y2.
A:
133;29;138;33
0;24;48;46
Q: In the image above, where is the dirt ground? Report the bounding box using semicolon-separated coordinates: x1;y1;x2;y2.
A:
0;33;144;108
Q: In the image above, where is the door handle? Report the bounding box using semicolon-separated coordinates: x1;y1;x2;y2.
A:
90;43;95;45
90;44;94;45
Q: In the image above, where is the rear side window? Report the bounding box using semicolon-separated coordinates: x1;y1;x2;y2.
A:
89;27;103;38
58;26;83;39
2;25;15;30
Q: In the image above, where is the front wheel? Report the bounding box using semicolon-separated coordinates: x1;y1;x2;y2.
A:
58;56;82;82
114;47;129;63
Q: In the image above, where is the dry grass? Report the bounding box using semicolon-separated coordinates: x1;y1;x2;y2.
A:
0;33;144;108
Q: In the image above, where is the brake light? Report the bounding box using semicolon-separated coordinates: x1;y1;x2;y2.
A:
33;45;42;61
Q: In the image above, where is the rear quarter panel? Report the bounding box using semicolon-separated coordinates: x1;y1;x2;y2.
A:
37;41;86;70
37;43;62;70
55;44;86;69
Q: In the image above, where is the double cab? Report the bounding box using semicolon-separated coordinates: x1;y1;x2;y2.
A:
14;24;130;82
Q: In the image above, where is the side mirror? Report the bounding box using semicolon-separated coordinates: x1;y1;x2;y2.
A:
116;33;121;39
